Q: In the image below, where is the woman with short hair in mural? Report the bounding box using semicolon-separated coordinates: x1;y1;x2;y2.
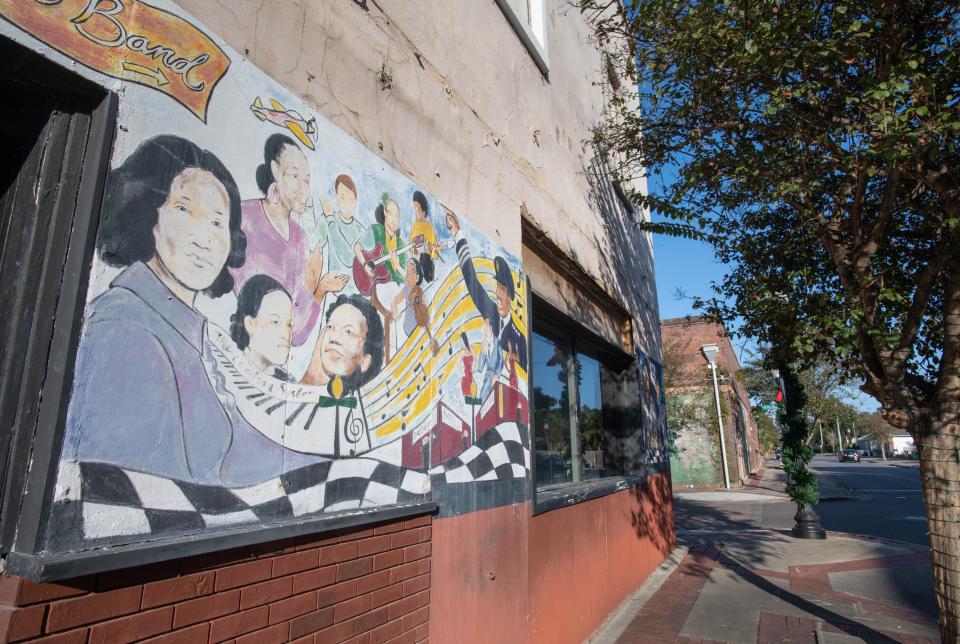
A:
231;134;348;358
61;135;336;488
301;293;385;394
230;275;296;382
60;135;249;485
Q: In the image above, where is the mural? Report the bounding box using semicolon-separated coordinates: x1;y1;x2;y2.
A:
2;1;531;549
0;0;230;121
638;350;668;457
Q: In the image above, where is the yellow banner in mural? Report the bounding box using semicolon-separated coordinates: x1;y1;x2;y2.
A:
0;0;229;121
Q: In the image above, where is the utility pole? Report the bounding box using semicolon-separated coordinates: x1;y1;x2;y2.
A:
701;344;731;489
835;418;843;450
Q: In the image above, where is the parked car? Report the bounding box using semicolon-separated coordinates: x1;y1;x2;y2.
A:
839;448;861;463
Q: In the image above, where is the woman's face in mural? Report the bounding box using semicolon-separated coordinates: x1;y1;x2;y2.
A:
385;200;401;234
319;303;372;379
271;144;310;215
245;289;293;368
336;182;357;221
405;259;418;289
153;168;231;292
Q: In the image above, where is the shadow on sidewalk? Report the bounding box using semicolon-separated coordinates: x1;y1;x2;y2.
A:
674;496;786;532
722;559;903;643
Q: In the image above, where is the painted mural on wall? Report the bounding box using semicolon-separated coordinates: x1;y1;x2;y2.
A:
1;0;530;550
638;350;668;458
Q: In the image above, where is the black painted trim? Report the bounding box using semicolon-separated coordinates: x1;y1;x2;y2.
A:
7;501;437;582
532;462;670;516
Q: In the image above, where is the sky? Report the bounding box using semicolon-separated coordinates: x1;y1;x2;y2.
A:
647;183;880;414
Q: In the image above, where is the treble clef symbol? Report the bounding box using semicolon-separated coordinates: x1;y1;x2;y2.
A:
344;409;366;445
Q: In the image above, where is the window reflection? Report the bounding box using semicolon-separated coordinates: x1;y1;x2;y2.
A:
532;331;574;489
577;352;606;480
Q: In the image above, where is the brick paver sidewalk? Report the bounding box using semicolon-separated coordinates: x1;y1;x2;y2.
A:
605;533;938;644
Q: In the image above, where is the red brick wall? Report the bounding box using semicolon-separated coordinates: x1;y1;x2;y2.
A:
662;317;764;482
0;513;432;644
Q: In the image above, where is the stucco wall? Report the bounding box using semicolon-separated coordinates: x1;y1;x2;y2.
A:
175;0;661;356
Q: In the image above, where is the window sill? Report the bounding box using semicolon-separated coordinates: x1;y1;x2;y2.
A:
532;465;666;515
6;500;437;582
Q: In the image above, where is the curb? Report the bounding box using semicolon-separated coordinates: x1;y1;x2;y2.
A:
585;545;689;644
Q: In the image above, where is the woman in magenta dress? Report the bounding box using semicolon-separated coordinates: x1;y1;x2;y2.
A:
231;134;347;349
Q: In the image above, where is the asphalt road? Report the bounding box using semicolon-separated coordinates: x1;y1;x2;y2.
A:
808;453;929;545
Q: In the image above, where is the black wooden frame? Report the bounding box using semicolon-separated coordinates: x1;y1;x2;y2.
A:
0;39;118;559
526;291;666;516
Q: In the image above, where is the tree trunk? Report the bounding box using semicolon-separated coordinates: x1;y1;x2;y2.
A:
880;441;886;460
918;424;960;642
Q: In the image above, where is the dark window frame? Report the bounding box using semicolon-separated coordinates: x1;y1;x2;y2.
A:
528;293;661;515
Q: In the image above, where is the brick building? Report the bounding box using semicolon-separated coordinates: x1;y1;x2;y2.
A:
661;317;762;490
0;1;672;643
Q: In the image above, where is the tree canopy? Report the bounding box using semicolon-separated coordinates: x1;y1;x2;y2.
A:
576;0;960;635
580;0;958;430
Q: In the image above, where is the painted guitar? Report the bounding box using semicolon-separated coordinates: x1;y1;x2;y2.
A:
353;235;425;296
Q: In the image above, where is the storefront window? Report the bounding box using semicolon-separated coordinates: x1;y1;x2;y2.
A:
532;331;575;488
532;325;632;491
578;352;607;480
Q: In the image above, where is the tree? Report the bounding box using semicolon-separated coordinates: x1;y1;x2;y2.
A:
754;408;780;455
577;0;960;636
860;410;897;459
740;356;859;448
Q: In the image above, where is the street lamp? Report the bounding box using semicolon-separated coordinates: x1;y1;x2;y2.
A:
701;344;731;489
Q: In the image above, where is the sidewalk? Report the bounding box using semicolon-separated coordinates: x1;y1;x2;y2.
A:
587;464;939;643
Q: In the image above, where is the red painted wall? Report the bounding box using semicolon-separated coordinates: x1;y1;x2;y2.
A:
527;473;675;644
429;473;675;644
429;503;530;644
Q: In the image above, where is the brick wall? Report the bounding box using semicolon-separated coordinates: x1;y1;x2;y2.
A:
662;317;763;484
0;513;431;644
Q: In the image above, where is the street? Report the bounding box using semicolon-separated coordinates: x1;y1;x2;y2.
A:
808;454;928;546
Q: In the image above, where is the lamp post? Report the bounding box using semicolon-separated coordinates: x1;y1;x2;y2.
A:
776;366;826;540
701;344;731;489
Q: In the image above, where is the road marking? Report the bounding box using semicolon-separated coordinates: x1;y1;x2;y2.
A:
855;489;922;492
903;516;927;521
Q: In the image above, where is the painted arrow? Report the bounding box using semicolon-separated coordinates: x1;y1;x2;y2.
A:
122;61;169;87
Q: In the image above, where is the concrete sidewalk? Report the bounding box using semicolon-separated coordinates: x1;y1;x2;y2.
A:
587;465;939;643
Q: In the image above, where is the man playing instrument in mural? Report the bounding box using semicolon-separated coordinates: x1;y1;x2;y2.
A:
410;191;440;260
444;210;528;373
232;134;348;349
355;193;410;360
321;174;369;295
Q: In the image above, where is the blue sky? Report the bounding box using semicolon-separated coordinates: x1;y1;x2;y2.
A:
648;183;879;413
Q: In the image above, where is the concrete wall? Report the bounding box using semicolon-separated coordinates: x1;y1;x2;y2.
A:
175;0;661;357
